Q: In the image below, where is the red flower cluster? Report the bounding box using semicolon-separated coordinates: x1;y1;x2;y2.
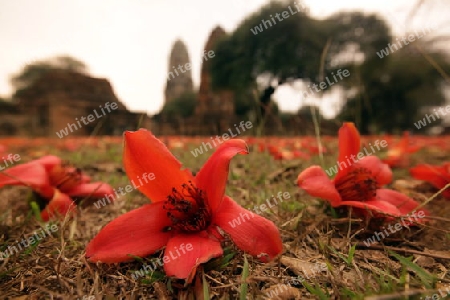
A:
0;155;114;221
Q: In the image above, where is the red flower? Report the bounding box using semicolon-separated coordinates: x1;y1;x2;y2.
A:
382;131;421;168
266;145;310;161
85;129;283;282
0;155;114;221
410;163;450;199
297;123;428;218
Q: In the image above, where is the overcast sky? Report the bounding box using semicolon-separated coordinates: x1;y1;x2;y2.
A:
0;0;447;117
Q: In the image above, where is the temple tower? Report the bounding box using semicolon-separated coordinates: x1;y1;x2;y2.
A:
164;39;193;104
196;26;234;122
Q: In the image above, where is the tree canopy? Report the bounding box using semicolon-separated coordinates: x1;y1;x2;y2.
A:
338;39;450;133
209;0;449;132
209;0;326;118
209;1;392;119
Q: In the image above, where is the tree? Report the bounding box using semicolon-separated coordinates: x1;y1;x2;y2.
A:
210;1;392;122
210;1;325;117
324;12;392;65
338;38;450;133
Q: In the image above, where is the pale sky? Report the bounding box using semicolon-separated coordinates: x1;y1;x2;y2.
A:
0;0;447;117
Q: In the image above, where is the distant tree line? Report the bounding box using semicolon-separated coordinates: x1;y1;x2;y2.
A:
208;0;449;133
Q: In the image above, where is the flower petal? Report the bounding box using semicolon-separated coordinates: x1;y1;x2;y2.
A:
86;202;172;263
40;190;77;221
356;156;392;186
0;161;54;198
123;129;194;202
339;199;402;216
410;164;449;190
65;182;114;199
164;233;223;282
376;188;429;217
213;196;283;262
337;123;360;174
339;188;429;221
35;155;62;172
297;166;341;206
195;139;248;213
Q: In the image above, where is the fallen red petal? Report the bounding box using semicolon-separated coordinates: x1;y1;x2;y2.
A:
86;202;172;263
213;196;283;262
163;232;223;282
195;139;248;213
65;182;114;199
298;166;341;206
123;129;194;202
336;122;361;179
40;190;76;221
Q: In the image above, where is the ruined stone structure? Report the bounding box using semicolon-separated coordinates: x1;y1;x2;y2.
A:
164;39;194;104
0;101;27;136
0;70;151;137
194;26;235;135
155;27;238;136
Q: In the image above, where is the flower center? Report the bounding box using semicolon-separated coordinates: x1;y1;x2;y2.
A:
163;181;211;233
49;163;82;191
335;167;379;201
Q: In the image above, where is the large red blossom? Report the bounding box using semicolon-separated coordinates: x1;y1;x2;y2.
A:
85;129;283;282
410;163;450;199
0;155;114;221
297;123;428;219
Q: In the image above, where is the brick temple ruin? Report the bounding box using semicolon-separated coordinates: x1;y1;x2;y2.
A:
0;70;150;137
155;26;241;136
